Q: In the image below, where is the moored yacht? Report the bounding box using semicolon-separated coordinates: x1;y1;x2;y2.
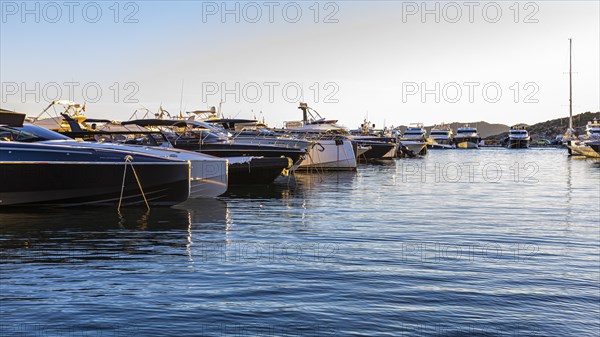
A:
349;120;397;161
567;140;600;158
350;136;396;161
566;118;600;158
122;119;305;165
400;123;428;156
1;111;192;206
584;118;600;140
101;118;295;185
453;126;481;149
36;103;295;186
63;117;285;186
1;141;193;207
506;125;531;149
428;124;454;149
587;141;600;156
283;103;357;170
2;112;229;198
205;118;316;156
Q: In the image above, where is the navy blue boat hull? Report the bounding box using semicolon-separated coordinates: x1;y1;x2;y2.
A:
228;157;291;185
0;162;190;207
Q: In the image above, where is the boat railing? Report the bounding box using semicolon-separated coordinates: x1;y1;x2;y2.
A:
279;129;344;139
229;131;312;149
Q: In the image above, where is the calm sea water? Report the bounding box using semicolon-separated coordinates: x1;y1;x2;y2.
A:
1;148;599;336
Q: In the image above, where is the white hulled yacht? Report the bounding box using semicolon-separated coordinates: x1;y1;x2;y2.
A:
506;125;531;149
428;124;454;149
453;126;481;149
584;118;600;140
283;103;357;170
400;123;428;156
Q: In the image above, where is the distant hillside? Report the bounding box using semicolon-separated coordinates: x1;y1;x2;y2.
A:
488;111;600;140
396;121;509;138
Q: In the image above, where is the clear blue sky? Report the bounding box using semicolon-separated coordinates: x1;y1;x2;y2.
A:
1;1;599;127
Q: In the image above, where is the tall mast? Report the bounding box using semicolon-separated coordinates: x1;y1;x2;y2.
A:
569;38;573;131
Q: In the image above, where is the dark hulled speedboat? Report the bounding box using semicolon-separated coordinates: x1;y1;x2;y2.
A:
348;120;398;160
119;119;302;184
588;141;600;155
350;136;397;161
0;112;191;207
52;115;288;186
204;118;316;160
0;141;191;207
227;156;293;184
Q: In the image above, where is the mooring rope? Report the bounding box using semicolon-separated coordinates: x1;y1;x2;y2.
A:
117;157;129;211
118;155;151;212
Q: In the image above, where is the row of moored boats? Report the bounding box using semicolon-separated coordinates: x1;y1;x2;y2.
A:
0;102;417;207
2;102;599;207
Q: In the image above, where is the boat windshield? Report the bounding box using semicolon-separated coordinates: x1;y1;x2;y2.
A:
0;124;72;142
172;129;226;142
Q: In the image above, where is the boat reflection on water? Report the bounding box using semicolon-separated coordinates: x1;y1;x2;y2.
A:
223;171;358;199
0;199;229;263
1;199;229;231
292;171;358;207
173;198;230;227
